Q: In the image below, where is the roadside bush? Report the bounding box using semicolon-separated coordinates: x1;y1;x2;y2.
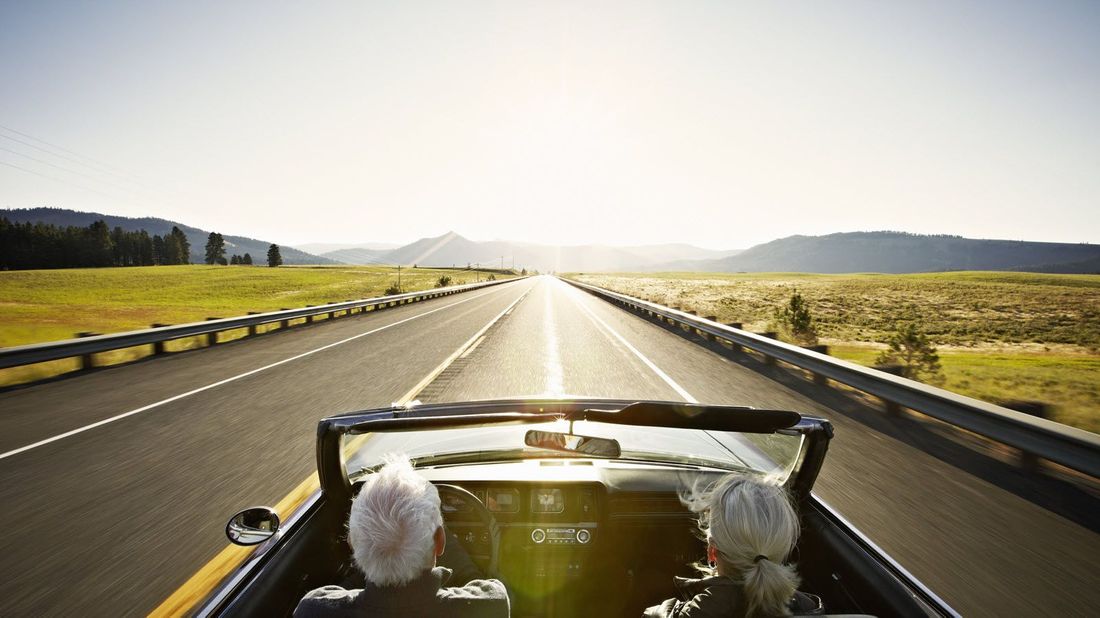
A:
384;283;401;295
876;321;944;384
487;274;496;281
771;291;818;346
436;275;453;288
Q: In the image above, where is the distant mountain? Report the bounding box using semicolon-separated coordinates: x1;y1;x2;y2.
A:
294;241;400;254
1;208;335;265
659;232;1100;274
320;247;393;265
320;231;740;272
622;244;741;264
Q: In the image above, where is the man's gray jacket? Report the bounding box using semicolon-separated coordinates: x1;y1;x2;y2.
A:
293;566;509;618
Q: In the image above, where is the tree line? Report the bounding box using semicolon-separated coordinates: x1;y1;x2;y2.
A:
0;217;283;269
0;217;192;269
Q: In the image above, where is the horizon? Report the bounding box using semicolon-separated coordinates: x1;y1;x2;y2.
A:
6;206;1098;254
2;2;1098;248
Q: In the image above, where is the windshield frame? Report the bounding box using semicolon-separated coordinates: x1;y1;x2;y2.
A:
317;398;831;505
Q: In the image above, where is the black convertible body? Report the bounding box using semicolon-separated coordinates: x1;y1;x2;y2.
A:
198;399;958;617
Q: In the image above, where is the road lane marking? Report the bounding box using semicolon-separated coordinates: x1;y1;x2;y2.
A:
392;288;529;405
561;280;698;403
149;471;320;617
459;336;487;359
151;283;532;616
543;284;564;396
0;283;522;462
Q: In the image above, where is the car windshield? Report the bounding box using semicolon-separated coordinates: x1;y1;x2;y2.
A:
343;416;804;482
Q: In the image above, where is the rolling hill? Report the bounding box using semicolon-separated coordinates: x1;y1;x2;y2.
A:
657;232;1100;274
1;208;334;265
319;231;739;272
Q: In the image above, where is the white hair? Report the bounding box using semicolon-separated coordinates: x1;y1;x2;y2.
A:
348;454;443;587
682;474;801;617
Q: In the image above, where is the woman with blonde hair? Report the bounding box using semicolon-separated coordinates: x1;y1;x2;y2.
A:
644;474;823;617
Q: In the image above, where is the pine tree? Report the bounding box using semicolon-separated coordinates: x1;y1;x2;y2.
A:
205;232;226;265
164;226;190;264
267;244;282;267
242;253;253;265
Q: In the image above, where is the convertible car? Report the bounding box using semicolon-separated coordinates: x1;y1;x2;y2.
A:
200;399;957;617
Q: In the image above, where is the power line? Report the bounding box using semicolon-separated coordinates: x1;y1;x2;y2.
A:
0;125;185;203
0;145;140;194
0;124;127;177
0;159;137;204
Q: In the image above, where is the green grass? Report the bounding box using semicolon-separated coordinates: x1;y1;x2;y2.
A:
0;265;511;386
830;345;1100;433
570;271;1100;434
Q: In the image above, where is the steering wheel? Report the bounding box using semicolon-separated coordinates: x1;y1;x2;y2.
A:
435;484;501;578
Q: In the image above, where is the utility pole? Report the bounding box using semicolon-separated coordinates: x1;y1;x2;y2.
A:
397;264;401;291
475;263;479;282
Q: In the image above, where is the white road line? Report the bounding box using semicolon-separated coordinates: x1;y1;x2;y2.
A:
561;280;698;403
459;336;486;359
543;283;564;396
392;288;530;404
0;283;523;462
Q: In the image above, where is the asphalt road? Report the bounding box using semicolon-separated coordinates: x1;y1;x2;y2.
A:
0;275;1096;617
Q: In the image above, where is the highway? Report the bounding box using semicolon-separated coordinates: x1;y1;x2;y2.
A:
0;276;1096;617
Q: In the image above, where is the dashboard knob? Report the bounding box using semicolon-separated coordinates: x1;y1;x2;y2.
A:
531;528;546;544
576;529;591;544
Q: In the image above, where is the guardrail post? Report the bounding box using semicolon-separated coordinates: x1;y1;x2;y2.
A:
1002;401;1050;472
873;364;905;415
204;318;220;345
76;332;99;369
305;306;315;323
758;332;778;364
280;309;290;329
246;312;260;336
804;344;831;384
151;324;170;354
327;302;336;320
725;323;743;352
703;316;718;341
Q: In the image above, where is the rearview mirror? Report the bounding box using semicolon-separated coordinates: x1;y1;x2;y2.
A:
525;430;621;458
225;506;280;546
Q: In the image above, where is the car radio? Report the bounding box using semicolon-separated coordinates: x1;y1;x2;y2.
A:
530;527;592;545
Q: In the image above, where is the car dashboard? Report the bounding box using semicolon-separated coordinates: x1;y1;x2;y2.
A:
416;458;728;617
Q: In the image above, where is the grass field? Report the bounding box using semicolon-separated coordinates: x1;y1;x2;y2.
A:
570;271;1100;433
0;265;511;386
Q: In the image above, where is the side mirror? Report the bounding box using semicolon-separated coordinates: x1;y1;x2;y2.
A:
226;506;280;546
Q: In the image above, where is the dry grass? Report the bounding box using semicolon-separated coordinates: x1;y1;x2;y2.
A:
570;271;1100;434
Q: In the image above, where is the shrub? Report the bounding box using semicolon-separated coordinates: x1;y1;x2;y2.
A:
436;276;453;288
384;283;401;295
772;291;818;346
876;321;944;384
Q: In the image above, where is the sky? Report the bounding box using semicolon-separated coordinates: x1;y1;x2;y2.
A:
1;0;1097;250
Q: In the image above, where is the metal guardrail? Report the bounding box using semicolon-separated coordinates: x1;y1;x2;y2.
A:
564;278;1100;478
0;277;519;371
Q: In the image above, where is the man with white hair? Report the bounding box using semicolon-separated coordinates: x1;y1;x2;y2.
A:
294;455;509;617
